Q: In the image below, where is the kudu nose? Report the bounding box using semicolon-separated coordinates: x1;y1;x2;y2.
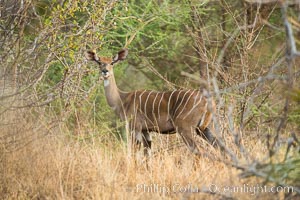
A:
102;69;109;74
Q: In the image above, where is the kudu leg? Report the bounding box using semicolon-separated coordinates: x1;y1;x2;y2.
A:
196;127;221;148
203;128;217;146
130;131;142;155
177;126;200;155
197;127;216;145
141;131;152;157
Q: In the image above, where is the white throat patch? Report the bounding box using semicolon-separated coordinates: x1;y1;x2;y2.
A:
104;79;110;87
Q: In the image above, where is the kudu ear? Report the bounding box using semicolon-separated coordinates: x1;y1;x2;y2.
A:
85;50;99;61
111;49;128;65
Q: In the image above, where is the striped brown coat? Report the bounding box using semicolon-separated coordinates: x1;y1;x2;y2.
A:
86;49;216;156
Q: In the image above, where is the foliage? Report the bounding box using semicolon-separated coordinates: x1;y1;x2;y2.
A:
0;0;300;199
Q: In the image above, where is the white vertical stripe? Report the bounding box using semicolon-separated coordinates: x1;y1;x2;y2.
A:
176;90;196;118
144;91;154;115
173;89;191;117
193;90;200;106
133;90;138;116
139;90;147;112
157;92;165;119
174;90;184;107
183;94;203;119
152;92;160;117
199;102;208;127
167;90;177;118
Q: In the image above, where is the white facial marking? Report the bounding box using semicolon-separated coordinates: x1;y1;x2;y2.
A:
104;79;110;87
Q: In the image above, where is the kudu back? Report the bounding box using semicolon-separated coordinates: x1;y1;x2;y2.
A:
86;48;216;156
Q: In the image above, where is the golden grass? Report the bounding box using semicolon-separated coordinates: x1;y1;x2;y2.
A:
0;88;291;200
1;112;287;200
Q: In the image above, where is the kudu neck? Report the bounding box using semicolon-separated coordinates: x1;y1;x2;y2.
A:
103;72;123;111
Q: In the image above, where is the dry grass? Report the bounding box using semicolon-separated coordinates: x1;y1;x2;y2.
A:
0;77;293;200
0;106;287;200
1;1;298;199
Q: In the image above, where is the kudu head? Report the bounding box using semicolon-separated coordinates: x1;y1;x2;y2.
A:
86;49;128;80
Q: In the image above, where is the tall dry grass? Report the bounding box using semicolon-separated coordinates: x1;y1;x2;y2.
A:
1;104;289;200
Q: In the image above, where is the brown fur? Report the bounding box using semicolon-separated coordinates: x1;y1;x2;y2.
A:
86;49;216;156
